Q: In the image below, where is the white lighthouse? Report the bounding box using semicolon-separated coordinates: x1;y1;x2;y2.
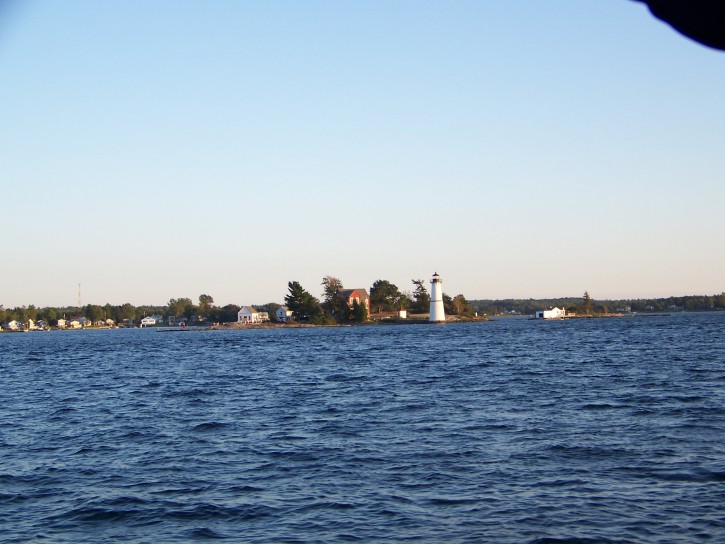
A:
429;272;445;323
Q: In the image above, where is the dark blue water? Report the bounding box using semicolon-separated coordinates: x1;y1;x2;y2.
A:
1;313;724;543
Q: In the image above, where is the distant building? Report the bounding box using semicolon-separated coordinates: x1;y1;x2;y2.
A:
238;306;261;324
69;317;90;328
4;320;21;331
276;306;293;322
140;316;157;327
339;289;371;315
535;307;566;319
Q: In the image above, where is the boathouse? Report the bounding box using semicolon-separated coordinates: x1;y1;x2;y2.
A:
535;307;566;319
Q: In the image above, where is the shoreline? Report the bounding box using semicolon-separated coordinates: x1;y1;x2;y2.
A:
1;312;695;334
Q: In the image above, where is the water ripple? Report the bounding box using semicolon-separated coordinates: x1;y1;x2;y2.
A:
1;314;724;542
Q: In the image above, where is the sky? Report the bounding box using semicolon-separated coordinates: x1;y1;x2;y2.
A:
1;1;723;308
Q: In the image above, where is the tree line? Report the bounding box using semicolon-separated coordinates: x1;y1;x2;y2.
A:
1;277;478;327
4;288;723;327
470;291;725;316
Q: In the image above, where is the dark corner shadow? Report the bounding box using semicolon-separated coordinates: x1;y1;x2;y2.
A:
633;0;725;50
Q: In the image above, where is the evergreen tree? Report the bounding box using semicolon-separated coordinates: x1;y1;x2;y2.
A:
411;279;431;313
350;299;368;322
285;281;323;322
443;293;455;315
583;291;592;314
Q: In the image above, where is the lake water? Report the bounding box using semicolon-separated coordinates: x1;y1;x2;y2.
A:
1;313;724;543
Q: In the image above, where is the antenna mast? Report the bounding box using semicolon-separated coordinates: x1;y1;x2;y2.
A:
78;283;82;308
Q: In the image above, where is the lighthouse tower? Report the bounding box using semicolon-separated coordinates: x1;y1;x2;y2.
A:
429;272;446;323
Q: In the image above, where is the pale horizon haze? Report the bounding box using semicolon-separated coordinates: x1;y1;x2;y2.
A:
2;1;723;308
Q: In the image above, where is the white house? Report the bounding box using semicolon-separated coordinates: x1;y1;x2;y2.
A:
4;320;21;331
57;319;67;329
140;316;157;327
69;318;83;329
276;306;293;322
535;307;566;319
94;318;115;327
238;306;261;323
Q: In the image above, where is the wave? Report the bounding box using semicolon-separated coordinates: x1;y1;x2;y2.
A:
191;422;233;432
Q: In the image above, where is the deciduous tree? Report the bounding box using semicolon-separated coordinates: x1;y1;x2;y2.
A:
211;304;241;323
370;279;404;313
321;276;343;302
168;297;193;318
85;304;104;323
321;276;348;320
452;294;475;316
199;294;214;318
119;303;136;321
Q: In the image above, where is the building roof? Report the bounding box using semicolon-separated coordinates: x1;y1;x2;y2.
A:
339;288;369;300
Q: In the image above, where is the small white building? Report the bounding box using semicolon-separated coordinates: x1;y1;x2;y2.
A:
535;307;566;319
238;306;261;324
140;316;157;327
5;320;21;331
94;318;115;327
69;318;86;329
276;306;293;322
57;319;67;329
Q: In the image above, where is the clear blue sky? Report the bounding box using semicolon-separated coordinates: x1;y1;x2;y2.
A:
1;1;723;308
